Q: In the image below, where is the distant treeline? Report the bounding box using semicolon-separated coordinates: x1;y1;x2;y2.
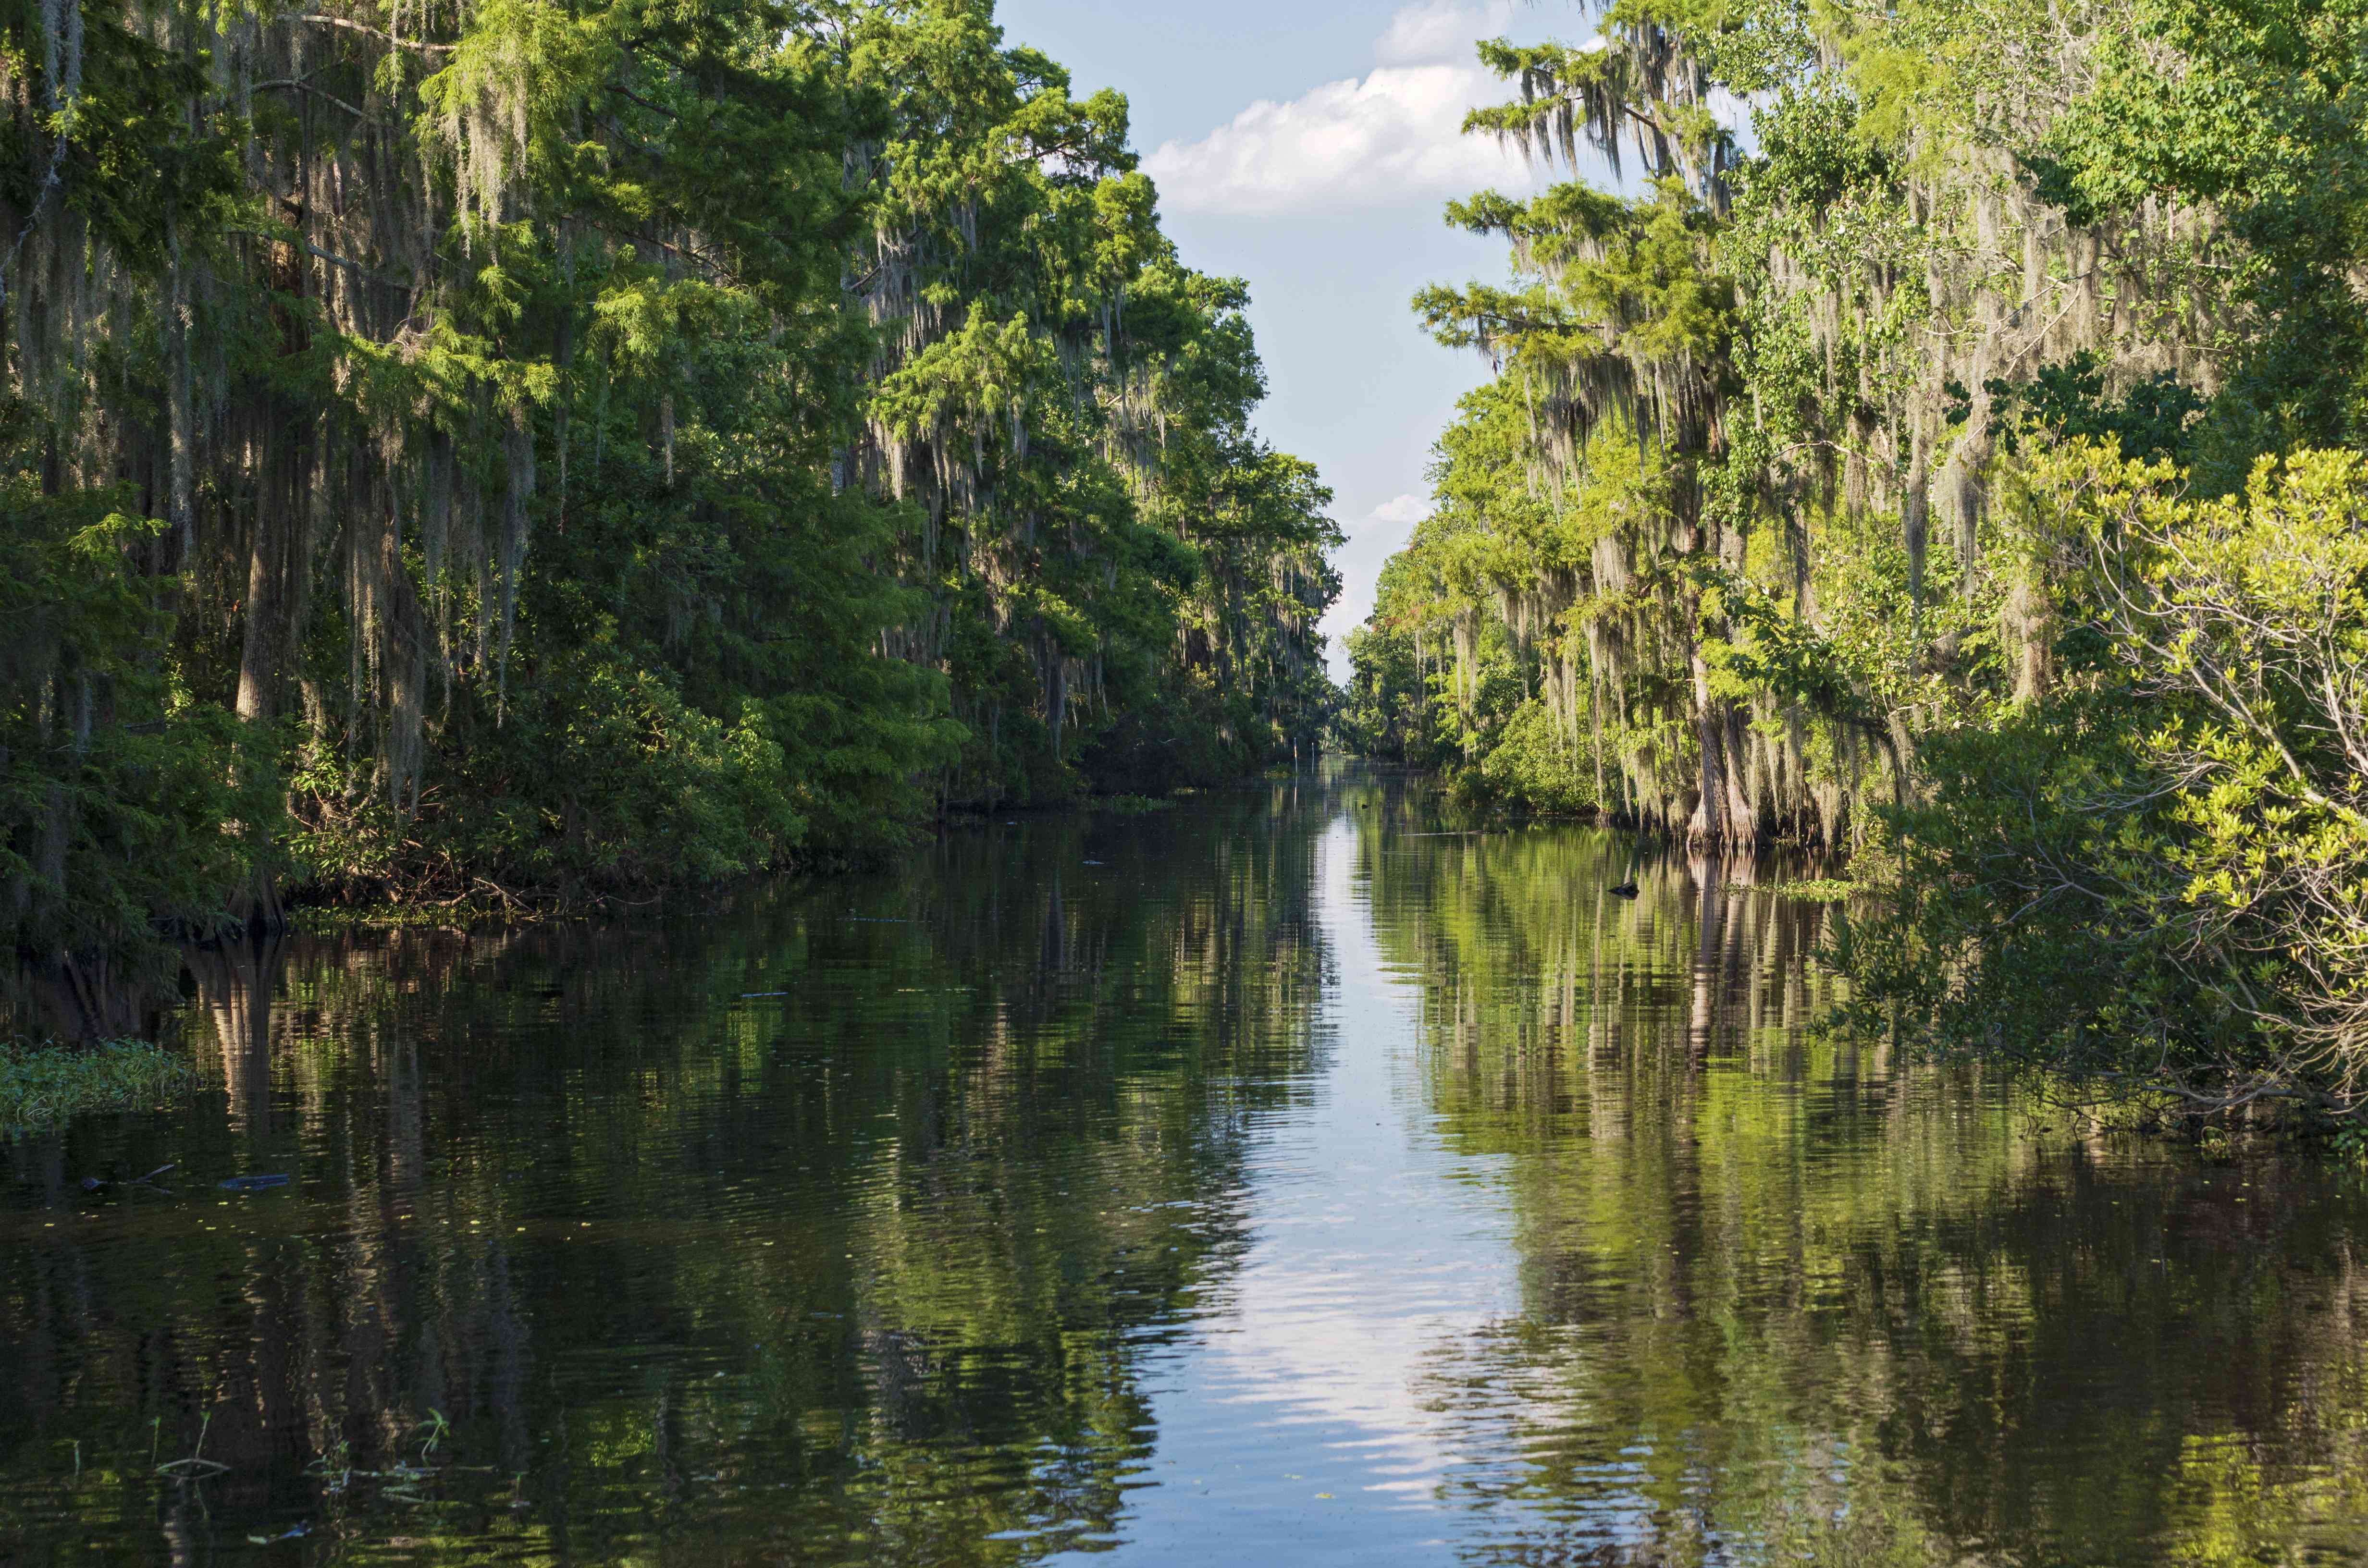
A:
1343;0;2368;1117
0;0;1338;1033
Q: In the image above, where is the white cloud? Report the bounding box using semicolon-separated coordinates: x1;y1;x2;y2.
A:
1352;492;1433;536
1142;3;1535;219
1374;0;1515;67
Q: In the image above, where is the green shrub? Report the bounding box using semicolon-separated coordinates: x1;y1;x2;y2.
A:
1474;698;1600;815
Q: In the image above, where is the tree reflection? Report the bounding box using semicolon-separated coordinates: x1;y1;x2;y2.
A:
0;783;1334;1565
10;775;2368;1567
1354;787;2368;1566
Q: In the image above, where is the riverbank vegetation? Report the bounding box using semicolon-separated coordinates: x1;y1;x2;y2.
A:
0;1037;195;1131
1344;0;2368;1115
0;0;1338;1037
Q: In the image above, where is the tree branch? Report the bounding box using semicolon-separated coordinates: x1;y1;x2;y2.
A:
296;14;456;55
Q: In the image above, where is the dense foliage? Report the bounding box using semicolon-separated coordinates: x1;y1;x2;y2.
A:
0;0;1338;1033
1348;0;2368;1113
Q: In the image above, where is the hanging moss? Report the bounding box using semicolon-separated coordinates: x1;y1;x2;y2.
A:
0;0;1342;1030
1356;0;2283;851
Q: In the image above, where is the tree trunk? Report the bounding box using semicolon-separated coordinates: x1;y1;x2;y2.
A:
234;486;282;722
167;237;197;565
1688;654;1760;845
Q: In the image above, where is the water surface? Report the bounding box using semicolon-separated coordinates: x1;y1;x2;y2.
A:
7;770;2368;1565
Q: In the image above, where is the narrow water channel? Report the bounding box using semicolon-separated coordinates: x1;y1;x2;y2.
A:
6;768;2368;1565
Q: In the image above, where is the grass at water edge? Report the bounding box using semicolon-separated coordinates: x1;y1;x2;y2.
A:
0;1039;198;1135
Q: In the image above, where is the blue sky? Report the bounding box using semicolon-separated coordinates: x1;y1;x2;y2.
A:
992;1;1576;674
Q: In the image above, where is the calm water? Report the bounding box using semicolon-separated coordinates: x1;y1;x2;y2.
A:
6;769;2368;1566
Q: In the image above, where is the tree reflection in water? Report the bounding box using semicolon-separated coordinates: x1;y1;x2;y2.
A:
3;771;2368;1566
1;784;1332;1565
1356;783;2368;1566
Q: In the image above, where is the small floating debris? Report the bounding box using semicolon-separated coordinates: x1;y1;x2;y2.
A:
80;1164;176;1192
741;991;791;999
218;1173;291;1192
1610;882;1640;898
1083;860;1104;866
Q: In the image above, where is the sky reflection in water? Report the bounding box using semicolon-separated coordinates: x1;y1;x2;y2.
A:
6;767;2368;1566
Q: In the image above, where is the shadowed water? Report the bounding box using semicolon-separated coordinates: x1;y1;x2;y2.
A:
6;768;2368;1565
